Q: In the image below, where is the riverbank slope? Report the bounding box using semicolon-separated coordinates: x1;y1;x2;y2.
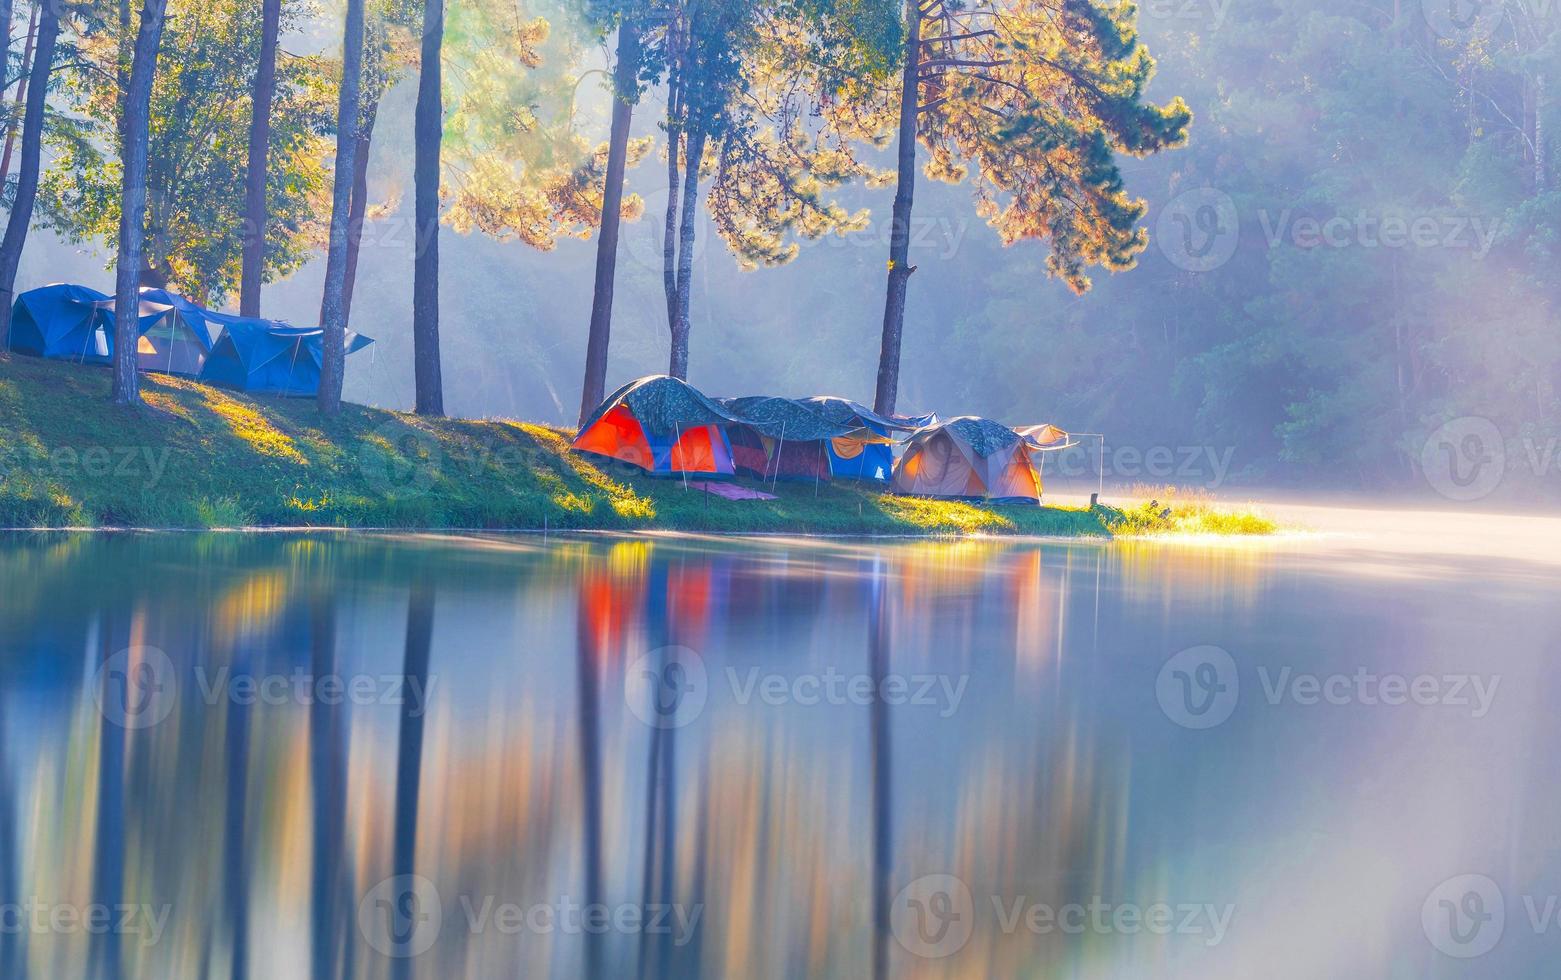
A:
0;356;1274;535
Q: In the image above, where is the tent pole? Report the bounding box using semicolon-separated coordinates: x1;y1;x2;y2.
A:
1098;435;1104;499
770;420;787;494
675;422;689;491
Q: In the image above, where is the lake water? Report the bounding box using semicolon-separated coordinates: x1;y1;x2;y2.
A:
0;525;1557;978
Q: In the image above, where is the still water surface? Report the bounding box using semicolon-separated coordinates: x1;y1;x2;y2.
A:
0;528;1556;978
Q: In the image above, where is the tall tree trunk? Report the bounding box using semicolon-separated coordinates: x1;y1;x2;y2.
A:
316;0;365;415
0;0;15;99
109;0;167;406
0;1;53;351
578;24;642;424
661;45;684;338
340;102;378;327
390;583;435;979
89;613;128;980
309;597;348;980
868;567;893;980
575;592;605;980
873;0;921;417
224;649;253;980
0;689;22;979
667;128;704;381
412;0;445;416
1536;74;1548;194
0;3;39;186
238;0;281;317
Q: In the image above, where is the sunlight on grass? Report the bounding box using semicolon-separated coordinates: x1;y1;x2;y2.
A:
880;496;1017;533
1;359;1279;536
200;387;307;464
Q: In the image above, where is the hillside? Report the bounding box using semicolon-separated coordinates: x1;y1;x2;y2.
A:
0;356;1273;535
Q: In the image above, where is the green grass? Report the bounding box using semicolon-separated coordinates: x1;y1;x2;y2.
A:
0;355;1276;537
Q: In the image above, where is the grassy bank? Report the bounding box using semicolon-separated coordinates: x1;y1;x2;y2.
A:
0;356;1276;536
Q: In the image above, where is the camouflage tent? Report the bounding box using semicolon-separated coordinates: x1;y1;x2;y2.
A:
717;394;908;483
574;376;740;478
798;396;934;434
719;396;853;442
583;376;742;436
892;416;1041;503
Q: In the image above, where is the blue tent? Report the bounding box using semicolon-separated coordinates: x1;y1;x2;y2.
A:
6;283;113;362
129;287;226;375
796;396;935;485
7;284;215;375
198;318;374;396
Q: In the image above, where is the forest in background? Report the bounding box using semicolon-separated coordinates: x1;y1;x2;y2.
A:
7;0;1559;497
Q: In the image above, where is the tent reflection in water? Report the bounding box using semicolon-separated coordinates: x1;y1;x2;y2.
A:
572;376;739;478
892;416;1046;504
